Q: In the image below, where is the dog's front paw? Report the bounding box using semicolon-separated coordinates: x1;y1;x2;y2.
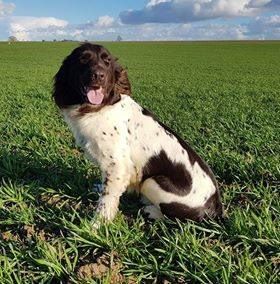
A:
90;210;113;231
96;196;119;222
143;205;164;220
90;213;102;231
92;182;103;194
91;220;101;231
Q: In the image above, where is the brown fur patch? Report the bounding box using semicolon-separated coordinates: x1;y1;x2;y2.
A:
142;150;192;196
141;107;218;188
114;70;131;96
160;191;223;221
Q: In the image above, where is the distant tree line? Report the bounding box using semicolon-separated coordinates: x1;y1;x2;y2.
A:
8;36;18;42
8;35;124;42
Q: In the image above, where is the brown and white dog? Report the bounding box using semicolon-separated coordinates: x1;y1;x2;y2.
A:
53;43;223;224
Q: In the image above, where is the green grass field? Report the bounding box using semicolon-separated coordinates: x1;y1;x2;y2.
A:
0;41;279;283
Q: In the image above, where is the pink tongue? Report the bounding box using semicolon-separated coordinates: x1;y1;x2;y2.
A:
87;88;104;105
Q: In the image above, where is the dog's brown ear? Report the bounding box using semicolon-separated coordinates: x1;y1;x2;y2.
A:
114;67;131;96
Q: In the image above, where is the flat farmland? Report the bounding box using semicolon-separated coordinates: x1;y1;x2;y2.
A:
0;41;279;283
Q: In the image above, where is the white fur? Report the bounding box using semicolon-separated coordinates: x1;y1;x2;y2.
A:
62;95;217;222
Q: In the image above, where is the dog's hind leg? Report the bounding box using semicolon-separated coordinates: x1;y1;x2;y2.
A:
143;205;164;220
140;177;217;221
140;177;173;209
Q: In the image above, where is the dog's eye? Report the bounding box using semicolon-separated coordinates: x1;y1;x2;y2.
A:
80;51;93;64
101;53;111;66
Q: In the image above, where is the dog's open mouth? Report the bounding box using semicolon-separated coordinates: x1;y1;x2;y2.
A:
87;87;105;105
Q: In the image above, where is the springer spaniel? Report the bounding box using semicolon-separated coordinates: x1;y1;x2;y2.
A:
53;43;223;224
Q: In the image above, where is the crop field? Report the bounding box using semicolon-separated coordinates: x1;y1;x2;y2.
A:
0;41;279;283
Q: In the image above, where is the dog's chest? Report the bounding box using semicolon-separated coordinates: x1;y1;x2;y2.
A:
62;97;137;163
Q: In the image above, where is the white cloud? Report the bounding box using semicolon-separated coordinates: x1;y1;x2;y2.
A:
1;11;279;41
247;14;280;38
191;23;248;40
9;15;116;41
114;22;248;41
0;0;15;16
0;0;16;17
8;16;68;40
146;0;170;7
95;15;115;28
120;0;280;24
4;15;248;41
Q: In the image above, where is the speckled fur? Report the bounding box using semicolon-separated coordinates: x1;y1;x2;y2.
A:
61;95;223;222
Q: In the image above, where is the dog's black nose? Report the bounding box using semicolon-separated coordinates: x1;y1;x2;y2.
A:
93;70;105;82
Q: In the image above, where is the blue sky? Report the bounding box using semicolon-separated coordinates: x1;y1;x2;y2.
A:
0;0;280;41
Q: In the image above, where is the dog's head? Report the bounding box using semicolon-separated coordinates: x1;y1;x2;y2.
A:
53;43;131;110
